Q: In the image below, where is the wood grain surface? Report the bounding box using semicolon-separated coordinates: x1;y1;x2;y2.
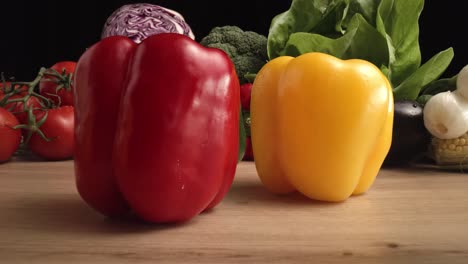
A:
0;159;467;263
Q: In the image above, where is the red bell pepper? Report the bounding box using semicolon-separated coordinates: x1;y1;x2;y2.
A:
73;34;240;223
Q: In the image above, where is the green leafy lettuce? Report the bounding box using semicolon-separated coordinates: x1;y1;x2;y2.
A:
267;0;454;101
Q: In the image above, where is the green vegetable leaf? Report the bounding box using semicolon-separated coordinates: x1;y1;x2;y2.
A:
266;0;454;100
280;13;388;68
341;0;382;29
393;47;454;100
312;1;350;37
280;31;355;58
420;74;458;95
376;0;424;87
267;0;347;60
238;106;246;162
244;73;257;83
416;94;432;107
341;13;388;65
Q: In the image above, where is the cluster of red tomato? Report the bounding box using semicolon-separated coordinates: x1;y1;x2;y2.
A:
0;61;76;163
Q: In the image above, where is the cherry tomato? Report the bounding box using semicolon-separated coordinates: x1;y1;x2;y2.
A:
28;106;74;160
39;61;76;106
0;107;21;163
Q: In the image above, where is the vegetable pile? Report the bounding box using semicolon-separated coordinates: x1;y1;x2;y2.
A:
263;0;465;167
1;0;467;224
0;62;76;162
199;26;268;160
423;65;468;166
267;0;454;104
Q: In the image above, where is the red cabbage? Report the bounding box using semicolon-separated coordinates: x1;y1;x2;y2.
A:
101;3;195;43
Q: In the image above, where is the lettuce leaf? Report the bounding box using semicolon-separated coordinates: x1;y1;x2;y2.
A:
267;0;348;59
376;0;424;87
280;13;388;68
267;0;454;101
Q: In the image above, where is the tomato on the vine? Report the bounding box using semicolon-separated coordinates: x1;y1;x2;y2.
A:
39;61;76;106
1;94;42;124
0;81;41;124
27;105;74;160
0;82;10;94
0;82;26;94
0;107;21;163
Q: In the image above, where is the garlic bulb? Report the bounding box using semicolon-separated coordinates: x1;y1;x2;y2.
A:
423;90;468;139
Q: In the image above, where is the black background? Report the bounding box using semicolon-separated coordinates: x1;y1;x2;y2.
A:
0;0;466;81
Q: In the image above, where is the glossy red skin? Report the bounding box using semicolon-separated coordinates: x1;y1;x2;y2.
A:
28;106;74;160
74;34;240;223
39;61;76;106
0;107;21;163
74;36;135;217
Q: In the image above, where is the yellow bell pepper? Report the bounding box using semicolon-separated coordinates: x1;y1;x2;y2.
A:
250;52;394;202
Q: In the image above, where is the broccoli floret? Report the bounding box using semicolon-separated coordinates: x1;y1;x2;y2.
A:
200;26;268;84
